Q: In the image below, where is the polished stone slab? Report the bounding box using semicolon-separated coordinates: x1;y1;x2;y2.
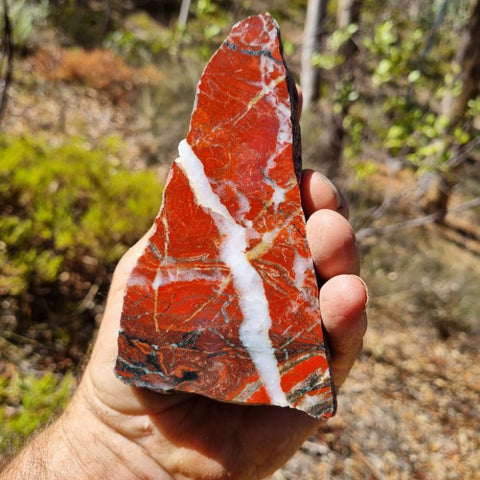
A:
115;13;336;418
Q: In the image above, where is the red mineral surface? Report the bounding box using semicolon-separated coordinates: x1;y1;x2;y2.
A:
115;13;336;418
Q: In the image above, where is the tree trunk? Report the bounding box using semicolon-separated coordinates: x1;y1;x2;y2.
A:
103;0;113;33
441;0;480;126
322;0;362;178
421;0;480;220
300;0;328;110
178;0;191;27
0;0;13;127
336;0;362;30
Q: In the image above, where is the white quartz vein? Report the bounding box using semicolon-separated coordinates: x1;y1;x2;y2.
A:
256;45;292;213
176;139;288;406
293;250;312;289
153;268;222;289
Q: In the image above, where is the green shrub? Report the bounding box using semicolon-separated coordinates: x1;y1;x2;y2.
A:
47;0;109;48
0;0;49;50
0;134;161;296
0;371;74;453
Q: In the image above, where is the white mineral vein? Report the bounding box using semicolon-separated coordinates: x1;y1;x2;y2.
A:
293;250;312;289
256;29;291;212
175;139;288;406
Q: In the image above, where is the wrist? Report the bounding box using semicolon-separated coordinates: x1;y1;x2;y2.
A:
57;388;169;480
55;394;129;479
0;387;167;480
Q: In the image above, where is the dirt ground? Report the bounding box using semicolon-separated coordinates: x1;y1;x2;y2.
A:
3;42;480;479
271;229;480;479
271;318;479;479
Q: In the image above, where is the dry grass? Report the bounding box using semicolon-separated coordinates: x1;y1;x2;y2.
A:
30;47;163;103
5;25;480;479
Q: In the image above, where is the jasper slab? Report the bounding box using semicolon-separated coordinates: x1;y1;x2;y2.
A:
115;13;336;418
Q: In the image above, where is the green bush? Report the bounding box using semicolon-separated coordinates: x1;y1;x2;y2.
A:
0;0;49;50
0;371;74;454
0;135;161;296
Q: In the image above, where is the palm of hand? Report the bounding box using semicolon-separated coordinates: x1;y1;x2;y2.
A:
81;239;319;479
77;171;366;480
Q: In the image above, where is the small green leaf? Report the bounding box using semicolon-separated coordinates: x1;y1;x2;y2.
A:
407;70;421;83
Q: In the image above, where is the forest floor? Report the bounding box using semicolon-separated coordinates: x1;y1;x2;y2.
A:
271;228;480;479
2;20;480;479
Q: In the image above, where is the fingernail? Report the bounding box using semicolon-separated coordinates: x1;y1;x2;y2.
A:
355;276;370;310
316;172;346;214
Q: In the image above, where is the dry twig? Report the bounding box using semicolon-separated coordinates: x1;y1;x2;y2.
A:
357;196;480;240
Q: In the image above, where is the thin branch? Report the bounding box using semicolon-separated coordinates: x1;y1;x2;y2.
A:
418;0;450;64
356;196;480;240
0;0;13;126
354;187;413;231
447;134;480;169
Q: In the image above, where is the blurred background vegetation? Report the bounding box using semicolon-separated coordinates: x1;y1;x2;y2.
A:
0;0;478;477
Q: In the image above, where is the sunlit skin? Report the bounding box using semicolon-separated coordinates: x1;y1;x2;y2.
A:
52;166;366;480
1;169;367;480
1;93;368;480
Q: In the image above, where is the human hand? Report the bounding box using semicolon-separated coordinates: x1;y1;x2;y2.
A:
58;169;367;480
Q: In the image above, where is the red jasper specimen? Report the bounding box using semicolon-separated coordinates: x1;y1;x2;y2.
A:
115;13;336;418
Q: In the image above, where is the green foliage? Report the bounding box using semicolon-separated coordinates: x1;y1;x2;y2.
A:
343;114;371;170
104;12;177;65
467;96;480;118
105;0;230;65
47;0;108;48
193;0;217;17
0;371;74;452
321;9;477;176
0;135;161;296
363;20;424;87
360;19;444;167
170;0;230;60
311;24;359;70
0;0;49;49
